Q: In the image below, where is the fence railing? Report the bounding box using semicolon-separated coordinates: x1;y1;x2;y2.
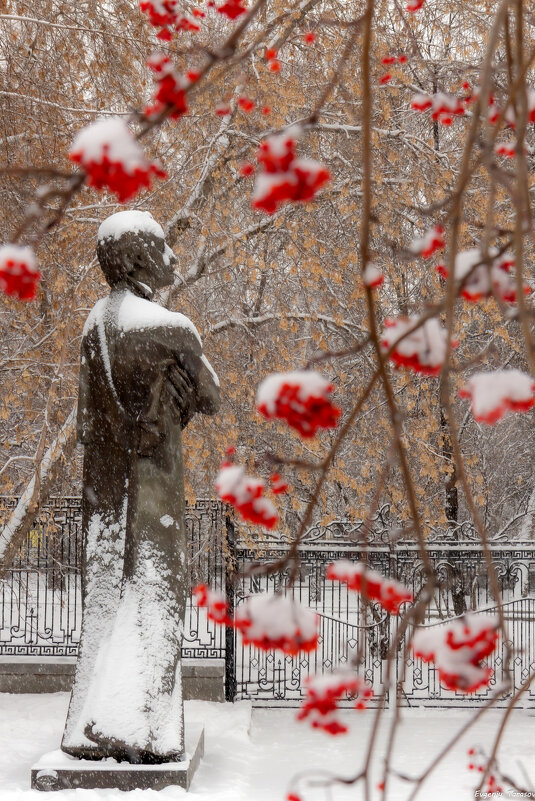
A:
0;497;229;660
1;498;535;707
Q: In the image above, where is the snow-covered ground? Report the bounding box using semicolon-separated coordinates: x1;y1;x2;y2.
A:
1;693;534;800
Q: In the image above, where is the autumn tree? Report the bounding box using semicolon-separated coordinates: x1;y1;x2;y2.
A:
1;1;535;793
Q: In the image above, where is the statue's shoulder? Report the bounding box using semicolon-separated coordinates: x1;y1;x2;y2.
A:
115;291;202;346
82;297;107;339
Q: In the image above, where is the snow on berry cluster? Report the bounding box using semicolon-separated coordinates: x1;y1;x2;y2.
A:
297;669;373;735
411;91;466;125
0;244;41;301
145;53;196;119
503;88;535;127
412;613;499;693
436;248;529;303
380;316;453;376
436;85;535;129
256;370;341;438
495;141;517;158
193;587;319;655
326;560;413;615
363;263;384;288
269;473;289;494
252;128;330;214
69;118;166;203
215;462;278;528
410;225;445;258
140;0;246;35
140;1;201;40
192;583;231;624
459;369;535;424
235;592;319;654
406;0;426;10
140;0;179;29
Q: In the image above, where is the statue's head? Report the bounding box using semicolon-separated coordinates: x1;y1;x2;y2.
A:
96;210;176;292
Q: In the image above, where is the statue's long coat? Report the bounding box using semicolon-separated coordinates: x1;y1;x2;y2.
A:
61;286;220;762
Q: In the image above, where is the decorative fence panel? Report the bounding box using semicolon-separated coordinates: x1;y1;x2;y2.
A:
231;509;535;708
0;497;228;659
1;499;535;708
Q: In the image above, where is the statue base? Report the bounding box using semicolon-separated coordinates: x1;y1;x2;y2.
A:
31;724;204;791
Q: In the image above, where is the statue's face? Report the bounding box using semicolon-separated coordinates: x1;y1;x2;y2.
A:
136;233;177;290
116;231;177;291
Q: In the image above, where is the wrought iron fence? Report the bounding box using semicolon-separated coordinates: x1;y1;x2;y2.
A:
0;497;228;659
1;499;535;708
231;507;535;708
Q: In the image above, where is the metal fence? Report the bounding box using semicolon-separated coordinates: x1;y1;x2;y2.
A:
231;509;535;708
0;497;228;660
1;499;535;708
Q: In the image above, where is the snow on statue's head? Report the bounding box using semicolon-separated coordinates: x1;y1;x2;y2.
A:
96;210;176;290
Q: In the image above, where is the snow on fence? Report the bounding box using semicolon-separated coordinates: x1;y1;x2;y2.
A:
1;498;534;707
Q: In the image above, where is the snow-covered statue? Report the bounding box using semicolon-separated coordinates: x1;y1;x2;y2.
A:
61;210;220;763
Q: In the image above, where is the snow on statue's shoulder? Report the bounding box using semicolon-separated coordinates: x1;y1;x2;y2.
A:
97;210;165;242
117;291;201;343
82;298;107;337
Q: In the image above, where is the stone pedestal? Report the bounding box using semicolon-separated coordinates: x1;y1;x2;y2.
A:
31;724;204;791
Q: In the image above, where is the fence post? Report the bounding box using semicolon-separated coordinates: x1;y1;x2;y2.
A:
224;512;237;702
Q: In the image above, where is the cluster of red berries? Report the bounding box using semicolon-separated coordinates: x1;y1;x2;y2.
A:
379;53;407;84
69;118;167;203
363;263;384;288
145;53;198;118
411;91;466;125
459;369;535;425
503;88;535;127
297;670;373;735
251;129;330;214
235;593;319;655
413;614;498;693
0;245;41;301
140;0;249;39
406;0;425;10
467;747;504;794
193;586;319;655
413;83;535;129
140;0;180;29
256;370;341;438
140;1;203;40
215;461;278;528
410;225;445;259
495;142;517;158
381;316;454;376
264;47;281;73
269;473;289;494
74;153;166;202
326;560;413;615
436;248;529;304
214;0;247;20
192;584;231;625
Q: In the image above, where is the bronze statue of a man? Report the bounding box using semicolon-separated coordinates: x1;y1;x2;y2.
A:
61;210;220;763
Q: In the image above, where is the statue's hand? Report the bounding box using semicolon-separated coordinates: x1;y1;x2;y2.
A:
166;363;196;427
